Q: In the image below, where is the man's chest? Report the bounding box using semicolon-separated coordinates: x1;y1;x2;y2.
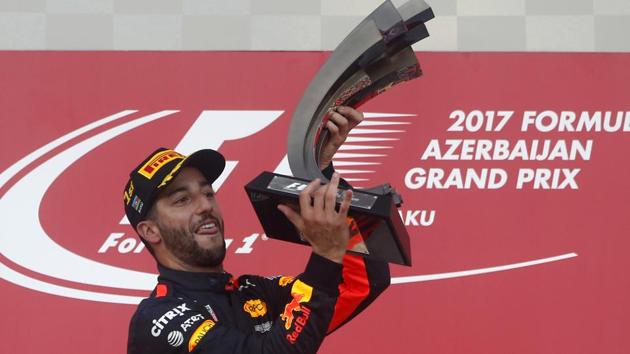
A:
185;288;279;335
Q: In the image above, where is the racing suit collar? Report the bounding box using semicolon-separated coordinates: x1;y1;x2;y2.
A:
157;264;234;293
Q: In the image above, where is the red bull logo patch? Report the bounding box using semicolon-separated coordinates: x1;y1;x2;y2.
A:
280;280;312;330
278;276;294;287
286;305;311;344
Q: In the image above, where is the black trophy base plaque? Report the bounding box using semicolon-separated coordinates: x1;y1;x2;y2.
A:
245;171;412;266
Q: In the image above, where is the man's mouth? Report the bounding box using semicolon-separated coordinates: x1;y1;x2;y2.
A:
194;220;220;236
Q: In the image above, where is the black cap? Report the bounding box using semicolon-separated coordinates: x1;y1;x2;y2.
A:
123;147;226;229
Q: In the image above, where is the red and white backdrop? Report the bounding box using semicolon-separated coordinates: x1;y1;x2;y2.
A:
1;52;629;354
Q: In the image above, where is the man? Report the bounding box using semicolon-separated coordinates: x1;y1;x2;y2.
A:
125;107;390;353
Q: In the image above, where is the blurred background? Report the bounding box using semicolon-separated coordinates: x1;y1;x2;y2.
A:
1;0;629;52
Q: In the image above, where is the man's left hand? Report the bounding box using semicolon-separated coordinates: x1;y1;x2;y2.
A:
318;106;364;170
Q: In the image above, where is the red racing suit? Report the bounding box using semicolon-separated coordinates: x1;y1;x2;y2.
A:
127;252;390;353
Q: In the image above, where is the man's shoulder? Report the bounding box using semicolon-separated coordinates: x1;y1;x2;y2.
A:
132;295;191;318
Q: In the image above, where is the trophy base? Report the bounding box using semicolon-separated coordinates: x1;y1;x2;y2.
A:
245;171;412;266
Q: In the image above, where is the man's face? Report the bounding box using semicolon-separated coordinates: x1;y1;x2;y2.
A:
152;167;226;268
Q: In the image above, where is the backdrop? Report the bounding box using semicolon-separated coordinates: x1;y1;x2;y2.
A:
0;51;629;353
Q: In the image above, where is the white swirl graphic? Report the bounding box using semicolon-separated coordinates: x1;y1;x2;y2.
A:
0;110;178;302
0;110;579;305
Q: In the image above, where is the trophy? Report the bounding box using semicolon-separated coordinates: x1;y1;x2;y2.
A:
245;0;434;266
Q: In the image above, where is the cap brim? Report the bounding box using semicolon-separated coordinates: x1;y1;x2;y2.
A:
179;149;226;187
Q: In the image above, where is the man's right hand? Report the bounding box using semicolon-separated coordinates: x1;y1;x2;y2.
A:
277;173;353;264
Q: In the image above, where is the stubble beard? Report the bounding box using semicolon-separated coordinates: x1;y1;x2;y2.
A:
157;217;226;268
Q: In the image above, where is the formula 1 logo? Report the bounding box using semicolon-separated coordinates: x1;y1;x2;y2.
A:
0;109;577;305
0;109;290;304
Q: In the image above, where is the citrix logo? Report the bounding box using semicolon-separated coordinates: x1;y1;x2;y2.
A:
152;303;192;337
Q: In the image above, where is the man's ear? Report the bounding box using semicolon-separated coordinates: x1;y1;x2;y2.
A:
137;219;161;245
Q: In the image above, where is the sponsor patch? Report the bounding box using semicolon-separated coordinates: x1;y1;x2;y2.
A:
181;314;205;332
254;321;272;334
204;304;218;322
281;280;313;330
167;331;184;347
243;299;267;318
150;303;191;337
188;320;216;352
286;305;311;344
130;195;143;213
123;181;135;205
278;276;294;287
138;150;184;179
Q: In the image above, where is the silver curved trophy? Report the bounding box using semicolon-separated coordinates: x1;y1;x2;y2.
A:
246;0;434;266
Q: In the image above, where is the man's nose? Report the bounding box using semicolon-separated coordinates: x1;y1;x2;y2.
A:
195;194;213;214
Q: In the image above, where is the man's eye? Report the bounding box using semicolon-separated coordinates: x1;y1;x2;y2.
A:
174;196;189;204
205;191;214;198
